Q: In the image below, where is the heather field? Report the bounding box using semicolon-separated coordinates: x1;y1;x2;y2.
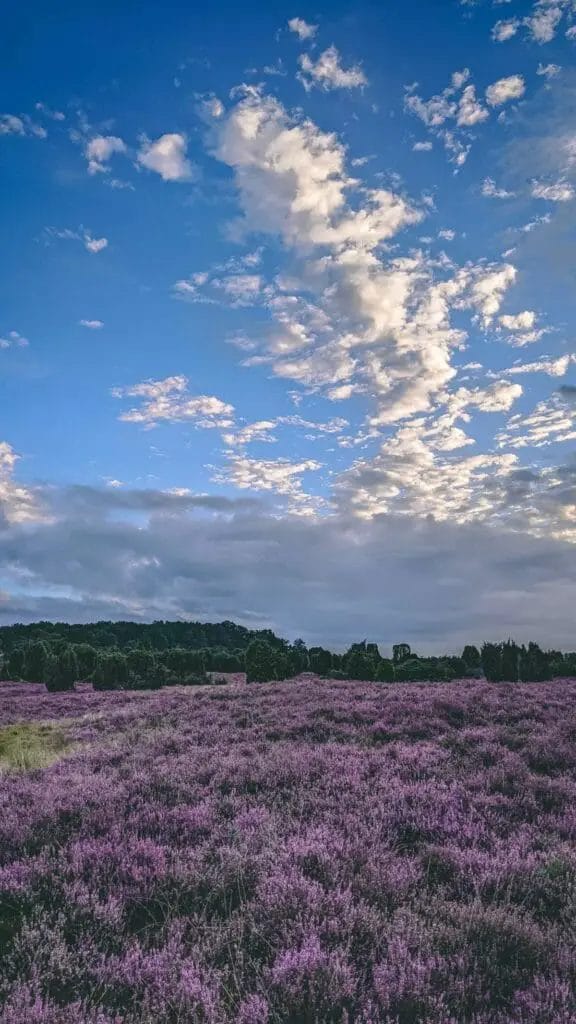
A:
1;679;576;1023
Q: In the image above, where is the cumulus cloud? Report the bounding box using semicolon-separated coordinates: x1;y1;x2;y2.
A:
413;141;433;151
457;85;489;126
481;177;515;199
85;135;127;174
211;454;323;512
79;319;104;329
491;1;574;45
503;354;575;377
208;87;521;434
46;227;109;254
288;16;318;40
492;19;521;42
497;394;576;448
0;113;47;138
298;46;367;91
537;62;562;78
0;442;44;525
526;3;564;43
112;376;235;430
531;178;575;201
404;69;518;164
137;133;195;181
499;310;538;332
485;75;525;107
0;330;29;349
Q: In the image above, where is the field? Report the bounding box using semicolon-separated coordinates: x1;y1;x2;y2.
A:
1;678;576;1023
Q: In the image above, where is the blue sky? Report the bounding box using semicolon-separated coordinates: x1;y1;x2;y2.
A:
1;0;576;650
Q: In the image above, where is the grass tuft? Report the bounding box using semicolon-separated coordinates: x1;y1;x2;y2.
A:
0;722;73;772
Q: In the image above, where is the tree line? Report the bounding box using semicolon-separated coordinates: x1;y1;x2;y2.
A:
1;620;575;691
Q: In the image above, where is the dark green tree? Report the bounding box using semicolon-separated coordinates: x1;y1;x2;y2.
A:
92;651;129;691
7;646;26;681
74;644;97;680
127;649;160;689
23;641;51;684
481;642;503;682
519;641;549;682
287;639;310;676
245;640;275;683
393;643;411;664
376;658;395;682
501;639;520;682
46;645;78;692
308;647;332;676
461;645;481;672
273;650;291;681
345;649;375;681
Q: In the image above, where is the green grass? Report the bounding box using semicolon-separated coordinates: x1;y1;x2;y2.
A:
0;722;74;772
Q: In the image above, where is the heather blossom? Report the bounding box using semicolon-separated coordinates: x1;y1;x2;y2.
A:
0;677;576;1022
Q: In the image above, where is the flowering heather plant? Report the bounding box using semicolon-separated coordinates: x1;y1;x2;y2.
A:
0;677;576;1022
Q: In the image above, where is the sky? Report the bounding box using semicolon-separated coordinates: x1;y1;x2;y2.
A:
1;0;576;653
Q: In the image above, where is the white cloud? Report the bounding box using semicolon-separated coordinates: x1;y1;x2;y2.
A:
526;4;563;43
481;177;515;198
85;135;127;174
287;16;318;40
83;233;108;254
35;102;65;121
503;354;575;377
457;85;489;126
486;75;525;107
112;376;235;429
211;453;323;511
498;394;576;448
413;141;433;151
79;319;104;329
137;133;194;181
298;46;367;91
0;442;44;524
500;310;537;332
0;113;47;138
47;227;109;254
405;69;497;164
492;18;520;41
0;330;29;349
211;88;520;432
213;89;420;250
537;62;562;78
531;179;575;201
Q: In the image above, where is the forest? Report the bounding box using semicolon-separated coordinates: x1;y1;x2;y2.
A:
1;619;575;690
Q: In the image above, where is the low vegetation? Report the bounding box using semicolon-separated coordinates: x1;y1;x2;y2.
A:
0;678;575;1021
